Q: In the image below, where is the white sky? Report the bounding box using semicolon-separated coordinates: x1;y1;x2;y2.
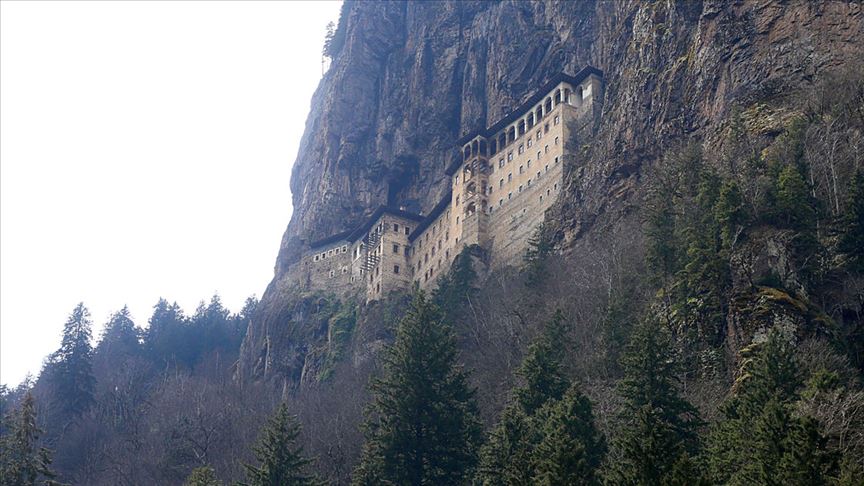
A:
1;1;343;387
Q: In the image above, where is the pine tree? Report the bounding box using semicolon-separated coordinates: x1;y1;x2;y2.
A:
47;303;96;421
0;393;58;486
609;318;703;484
708;330;838;485
838;169;864;272
523;223;554;284
184;466;222;486
515;310;570;415
242;403;316;486
532;385;606;486
474;405;536;486
352;291;481;485
97;306;140;360
476;311;575;484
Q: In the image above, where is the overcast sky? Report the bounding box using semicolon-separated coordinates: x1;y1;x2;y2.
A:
1;1;343;387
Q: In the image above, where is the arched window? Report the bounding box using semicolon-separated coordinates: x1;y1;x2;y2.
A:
479;140;487;156
490;139;497;155
472;140;479;157
507;127;516;143
544;97;552;113
463;145;471;161
517;120;525;137
498;133;506;149
578;86;585;101
536;106;543;120
554;89;562;105
563;88;571;104
527;113;535;128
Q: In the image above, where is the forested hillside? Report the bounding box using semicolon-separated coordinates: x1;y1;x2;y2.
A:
2;1;863;485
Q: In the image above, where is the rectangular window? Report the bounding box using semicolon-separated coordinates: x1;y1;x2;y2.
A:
544;123;549;133
537;171;541;178
518;185;523;193
554;115;560;125
536;129;541;139
499;178;504;188
555;156;559;164
537;151;541;159
508;192;512;200
507;152;513;161
393;243;399;254
555;136;559;145
405;227;410;235
499;199;503;207
456;216;460;224
508;173;512;182
394;223;399;232
518;144;524;154
545;145;549;153
519;165;524;174
527;139;533;148
499;158;505;168
314;255;319;261
394;265;400;274
527;160;532;168
404;247;410;256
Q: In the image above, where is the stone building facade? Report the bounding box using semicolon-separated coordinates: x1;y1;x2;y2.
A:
291;67;602;302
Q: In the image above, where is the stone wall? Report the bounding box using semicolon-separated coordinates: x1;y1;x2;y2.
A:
410;205;456;290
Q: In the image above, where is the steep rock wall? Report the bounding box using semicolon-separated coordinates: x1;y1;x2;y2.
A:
239;0;863;383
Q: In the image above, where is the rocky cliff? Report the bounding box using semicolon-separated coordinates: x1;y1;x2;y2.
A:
239;0;863;385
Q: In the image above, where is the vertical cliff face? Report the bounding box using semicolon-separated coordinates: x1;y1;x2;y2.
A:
240;0;862;383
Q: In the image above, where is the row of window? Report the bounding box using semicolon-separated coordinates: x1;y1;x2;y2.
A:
313;244;350;262
489;171;560;214
492;134;559;175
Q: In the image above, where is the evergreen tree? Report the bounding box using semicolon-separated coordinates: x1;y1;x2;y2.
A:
352;291;481;485
523;223;554;284
532;385;606;486
184;466;222;486
609;318;703;484
97;306;140;360
838;169;864;272
515;310;570;415
242;403;316;486
144;298;189;367
433;247;478;319
475;406;536;486
476;311;575;484
47;303;96;420
0;393;58;486
708;330;838;485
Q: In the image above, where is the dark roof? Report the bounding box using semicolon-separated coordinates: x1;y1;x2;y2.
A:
344;206;425;242
454;66;603;147
308;230;354;250
408;191;452;242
